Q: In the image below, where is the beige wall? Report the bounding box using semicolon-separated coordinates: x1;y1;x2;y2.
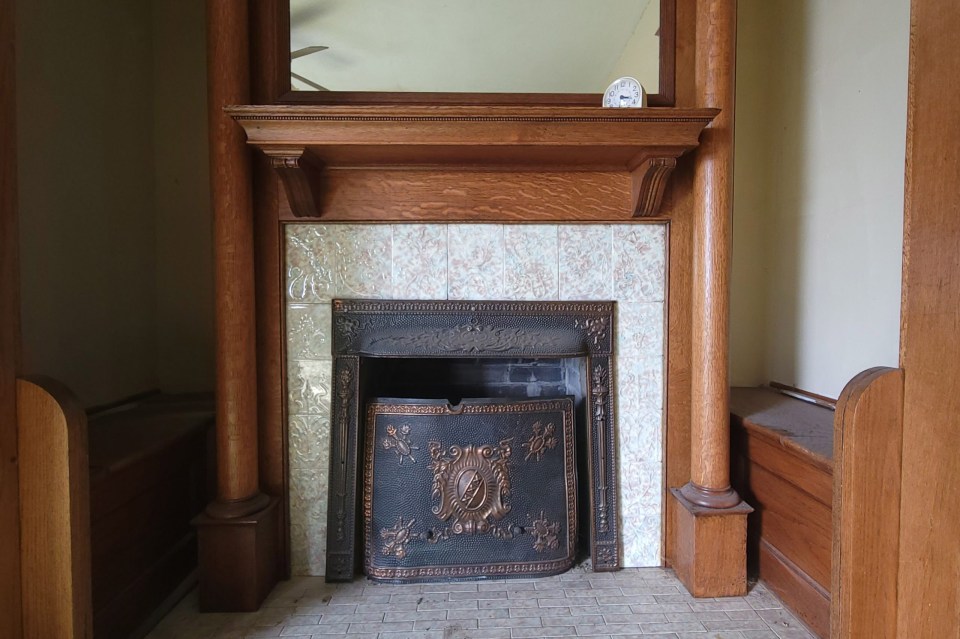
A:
731;0;909;398
16;0;212;406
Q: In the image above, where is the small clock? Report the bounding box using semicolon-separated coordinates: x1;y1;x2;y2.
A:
603;76;646;108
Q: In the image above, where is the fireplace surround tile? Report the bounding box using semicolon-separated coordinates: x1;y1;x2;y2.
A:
503;225;559;300
558;225;614;300
286;225;337;303
447;224;504;299
391;225;447;299
286;303;333;360
333;225;393;298
612;225;667;302
283;223;667;576
287;358;333;417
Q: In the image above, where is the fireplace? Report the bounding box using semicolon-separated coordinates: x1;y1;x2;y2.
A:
323;299;619;581
286;223;666;578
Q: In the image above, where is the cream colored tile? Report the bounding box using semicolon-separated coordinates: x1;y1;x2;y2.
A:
287;359;333;417
286;303;332;360
616;302;665;362
391;224;448;299
447;224;504;299
612;224;666;302
334;225;393;298
289;414;330;472
558;225;613;300
286;225;337;303
622;514;662;568
503;225;559;300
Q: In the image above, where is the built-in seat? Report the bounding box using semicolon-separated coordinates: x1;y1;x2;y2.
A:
730;386;833;639
87;393;213;639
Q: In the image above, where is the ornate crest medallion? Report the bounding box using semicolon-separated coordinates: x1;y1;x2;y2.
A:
429;440;513;535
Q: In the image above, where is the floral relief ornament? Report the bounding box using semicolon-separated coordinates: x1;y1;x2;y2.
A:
522;421;558;462
383;424;419;464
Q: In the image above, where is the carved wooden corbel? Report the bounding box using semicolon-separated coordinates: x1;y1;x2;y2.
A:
631;157;678;217
262;147;325;218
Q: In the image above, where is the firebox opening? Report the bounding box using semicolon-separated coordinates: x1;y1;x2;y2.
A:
358;356;593;564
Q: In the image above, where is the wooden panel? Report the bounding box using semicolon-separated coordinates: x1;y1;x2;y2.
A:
279;169;638;222
896;1;960;636
664;0;698;568
759;540;830;639
0;0;22;633
748;464;831;588
740;430;832;507
250;0;290;578
831;367;903;639
17;377;92;639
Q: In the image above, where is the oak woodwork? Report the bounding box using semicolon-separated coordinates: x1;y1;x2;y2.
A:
663;0;699;568
0;0;22;633
760;540;830;639
683;0;739;508
250;0;292;578
896;2;960;636
206;0;265;515
17;377;92;639
670;488;752;597
731;387;833;638
229;105;717;219
831;367;903;639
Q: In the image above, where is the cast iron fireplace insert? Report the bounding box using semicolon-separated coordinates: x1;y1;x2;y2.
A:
324;299;620;582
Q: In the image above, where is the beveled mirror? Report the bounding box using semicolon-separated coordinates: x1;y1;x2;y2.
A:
285;0;675;105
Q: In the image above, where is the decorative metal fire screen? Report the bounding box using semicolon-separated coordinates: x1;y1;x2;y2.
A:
325;300;620;582
364;397;577;582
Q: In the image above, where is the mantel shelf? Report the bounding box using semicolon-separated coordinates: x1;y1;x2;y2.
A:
227;105;718;221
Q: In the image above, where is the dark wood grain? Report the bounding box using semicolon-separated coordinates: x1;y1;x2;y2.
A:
896;1;960;635
0;0;22;632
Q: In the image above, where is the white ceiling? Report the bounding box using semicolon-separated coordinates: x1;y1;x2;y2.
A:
290;0;659;93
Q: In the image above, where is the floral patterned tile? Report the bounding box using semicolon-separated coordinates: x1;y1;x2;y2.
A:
286;303;332;360
503;225;559;300
392;225;448;299
558;225;614;300
286;225;337;303
290;468;328;576
622;514;662;567
620;459;663;517
617;301;665;362
289;414;331;472
287;359;333;417
618;406;664;463
333;225;393;299
447;224;504;300
612;224;666;302
617;354;665;418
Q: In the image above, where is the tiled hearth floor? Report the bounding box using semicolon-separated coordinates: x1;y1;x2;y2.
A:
146;564;814;639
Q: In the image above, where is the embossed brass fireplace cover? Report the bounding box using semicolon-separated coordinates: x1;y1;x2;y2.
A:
364;397;577;582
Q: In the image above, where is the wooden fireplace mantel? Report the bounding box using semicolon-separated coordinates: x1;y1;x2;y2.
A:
227;104;718;221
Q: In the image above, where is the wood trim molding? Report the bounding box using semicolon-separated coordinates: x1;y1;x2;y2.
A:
831;367;903;639
896;1;960;634
0;0;22;631
17;376;92;639
228;105;717;220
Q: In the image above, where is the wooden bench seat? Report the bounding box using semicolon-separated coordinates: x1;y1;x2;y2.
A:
87;394;213;639
730;387;833;639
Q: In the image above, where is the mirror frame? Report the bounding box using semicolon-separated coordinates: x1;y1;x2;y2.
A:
272;0;676;106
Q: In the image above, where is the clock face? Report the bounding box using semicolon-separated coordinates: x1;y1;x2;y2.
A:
603;76;645;108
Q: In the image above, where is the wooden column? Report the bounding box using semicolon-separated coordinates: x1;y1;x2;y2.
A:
0;0;23;634
194;0;280;612
670;0;751;598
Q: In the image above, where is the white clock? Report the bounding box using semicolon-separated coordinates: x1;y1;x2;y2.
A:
603;76;646;108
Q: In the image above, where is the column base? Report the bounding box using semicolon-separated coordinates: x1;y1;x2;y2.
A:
670;486;753;598
193;497;281;612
